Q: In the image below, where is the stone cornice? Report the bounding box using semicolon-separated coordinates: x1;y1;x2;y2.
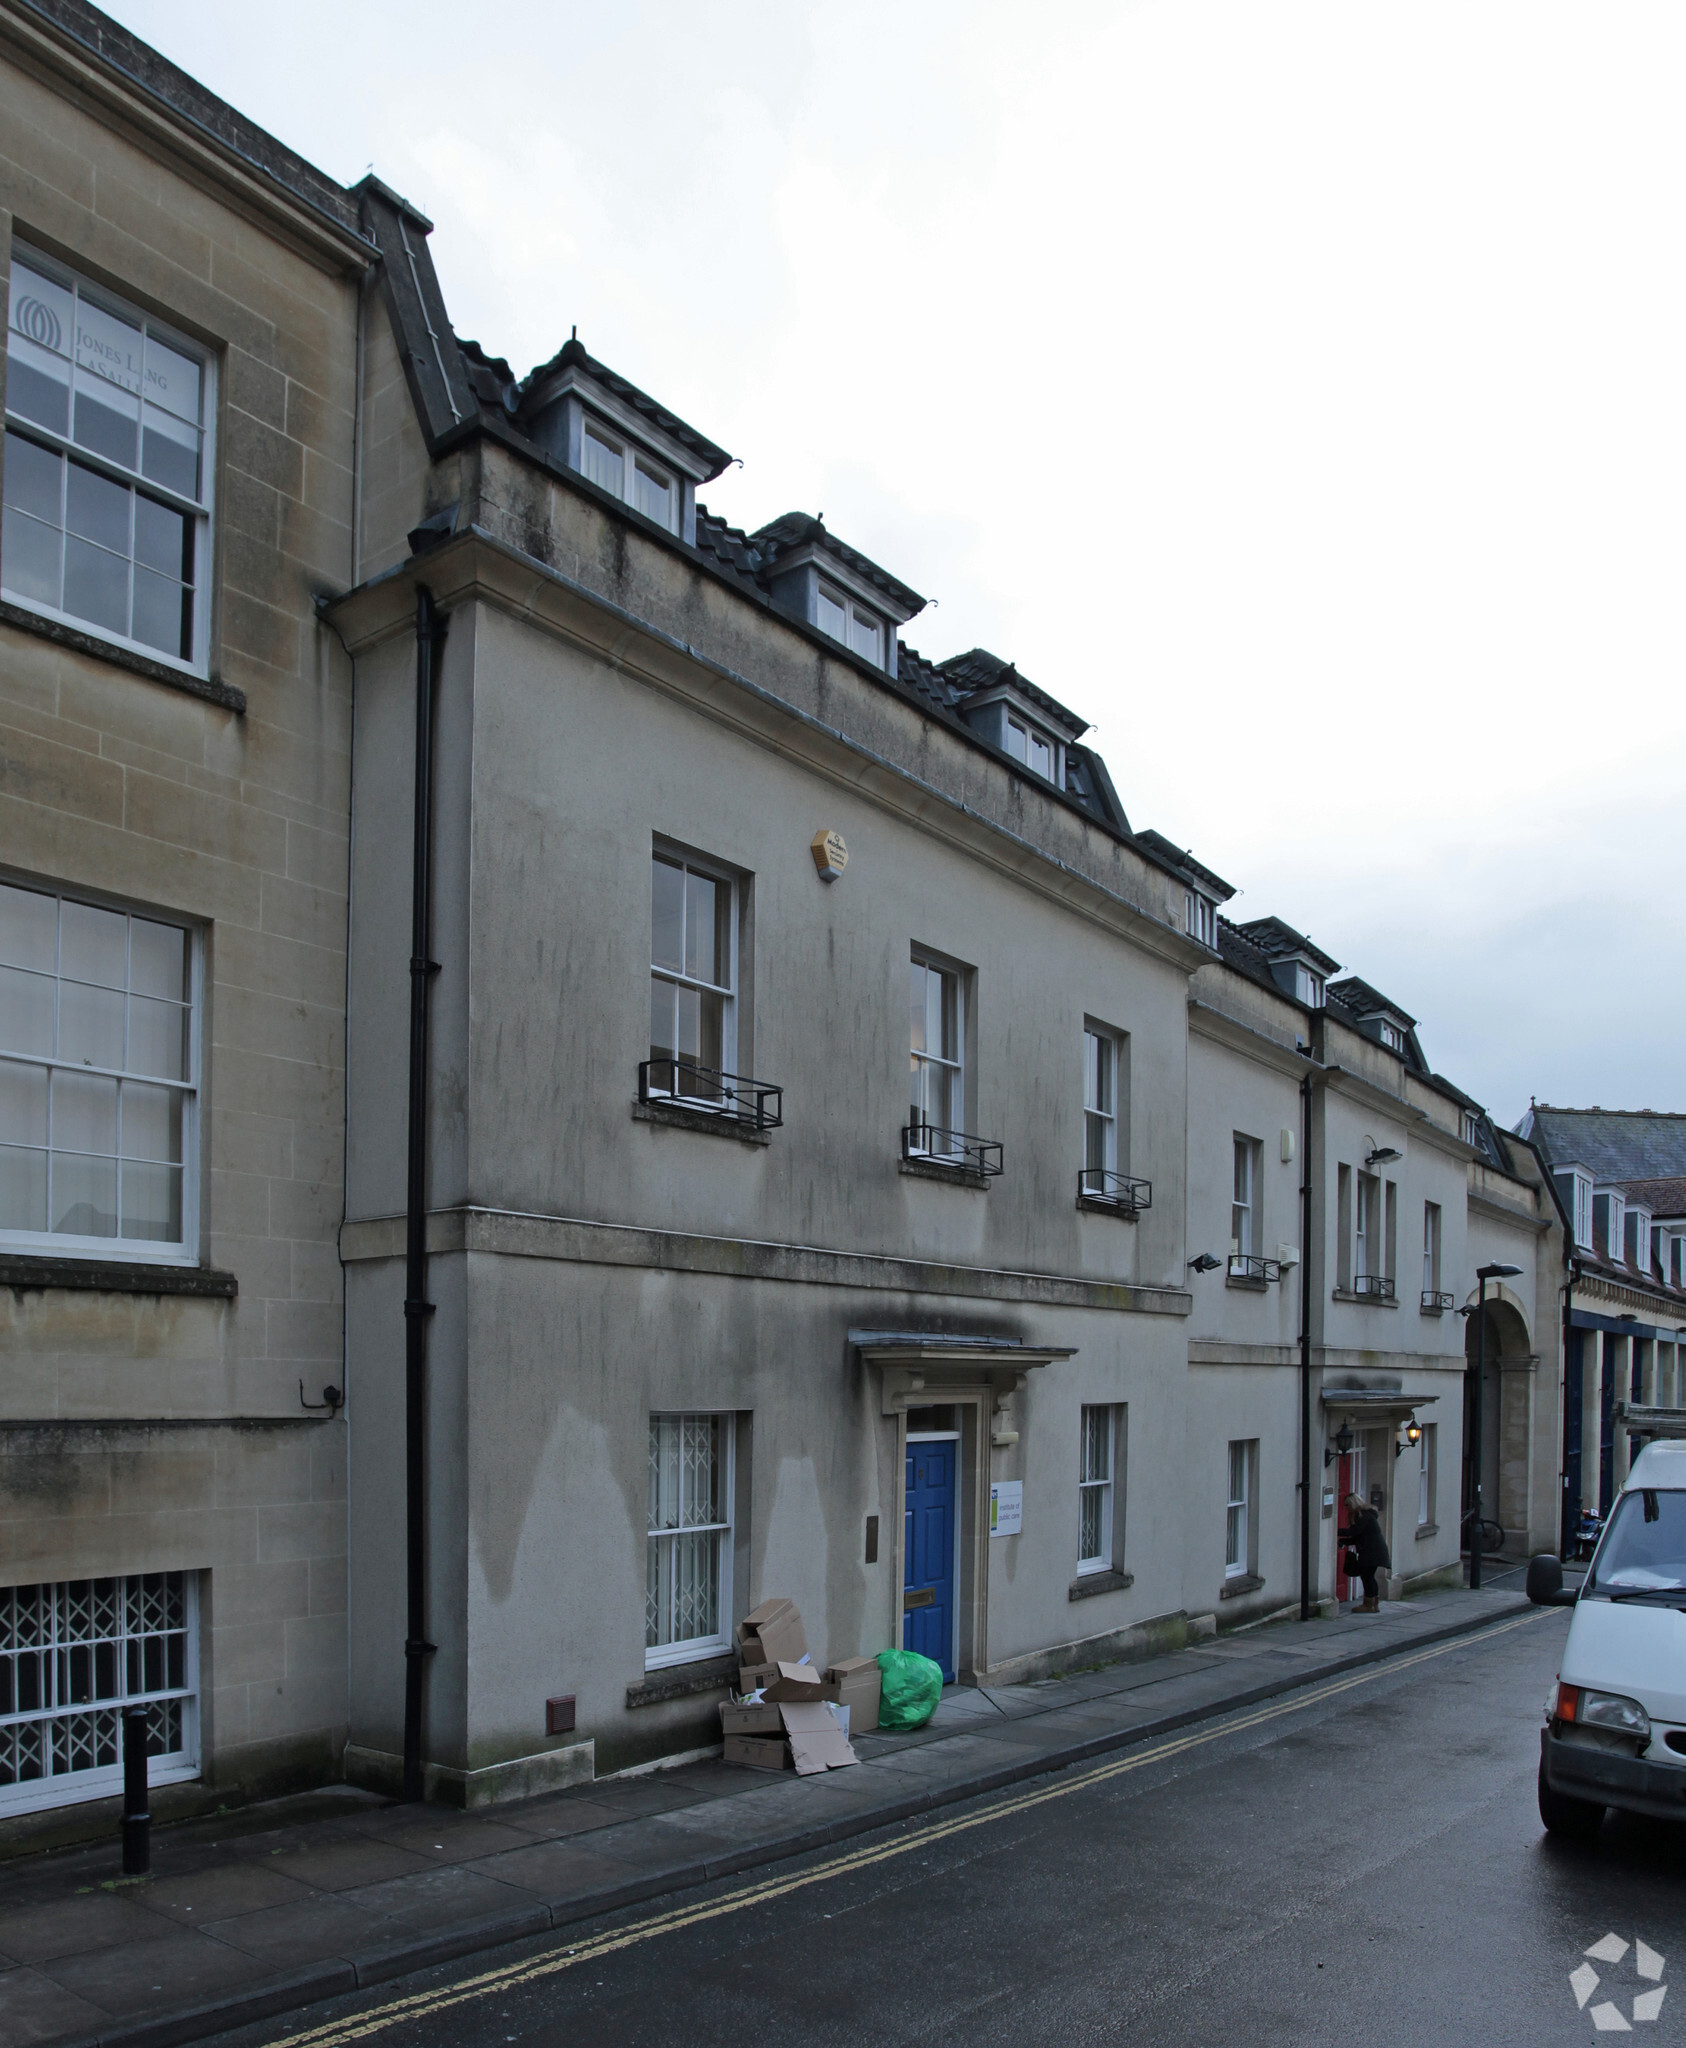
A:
326;530;1208;973
1187;999;1312;1082
0;1;375;274
339;1204;1193;1318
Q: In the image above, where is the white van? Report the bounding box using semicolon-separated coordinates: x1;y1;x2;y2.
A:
1532;1439;1686;1839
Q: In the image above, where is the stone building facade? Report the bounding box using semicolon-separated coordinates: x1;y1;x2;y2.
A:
1;4;1576;1829
0;0;365;1844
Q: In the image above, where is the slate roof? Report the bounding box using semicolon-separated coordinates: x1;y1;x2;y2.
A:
936;649;1088;740
1234;917;1342;977
1133;830;1235;902
1620;1176;1686;1220
1516;1107;1686;1185
1327;976;1416;1029
751;514;924;615
520;336;732;480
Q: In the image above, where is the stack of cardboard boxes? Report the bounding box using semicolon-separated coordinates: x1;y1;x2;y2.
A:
721;1598;883;1775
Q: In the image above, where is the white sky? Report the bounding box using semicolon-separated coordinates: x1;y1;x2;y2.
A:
111;0;1686;1125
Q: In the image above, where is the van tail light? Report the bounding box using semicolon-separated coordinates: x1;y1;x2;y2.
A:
1556;1683;1580;1723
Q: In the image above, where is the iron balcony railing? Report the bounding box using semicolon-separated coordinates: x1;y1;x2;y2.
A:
1351;1273;1396;1302
1228;1253;1282;1284
1077;1168;1153;1212
902;1118;1004;1178
1421;1288;1454;1313
638;1058;783;1131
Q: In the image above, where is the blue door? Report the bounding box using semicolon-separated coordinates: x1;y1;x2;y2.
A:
904;1437;956;1682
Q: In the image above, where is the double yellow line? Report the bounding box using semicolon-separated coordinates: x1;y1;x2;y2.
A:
273;1610;1543;2048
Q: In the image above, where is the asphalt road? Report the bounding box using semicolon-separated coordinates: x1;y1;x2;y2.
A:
228;1607;1686;2048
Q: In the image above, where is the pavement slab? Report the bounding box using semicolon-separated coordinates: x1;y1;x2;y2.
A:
0;1585;1531;2048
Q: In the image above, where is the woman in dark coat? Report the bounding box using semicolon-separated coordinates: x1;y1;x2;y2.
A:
1344;1493;1391;1613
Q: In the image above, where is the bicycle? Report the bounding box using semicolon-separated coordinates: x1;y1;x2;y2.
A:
1460;1507;1505;1554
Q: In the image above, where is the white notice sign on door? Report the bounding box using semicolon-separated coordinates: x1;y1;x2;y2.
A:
990;1480;1023;1537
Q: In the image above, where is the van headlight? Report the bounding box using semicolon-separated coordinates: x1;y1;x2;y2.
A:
1555;1683;1651;1740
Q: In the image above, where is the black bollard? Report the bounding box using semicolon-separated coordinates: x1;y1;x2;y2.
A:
120;1703;151;1875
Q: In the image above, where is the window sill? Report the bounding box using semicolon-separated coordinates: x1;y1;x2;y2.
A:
1330;1288;1398;1309
899;1156;991;1192
1069;1568;1133;1602
1075;1195;1140;1223
1225;1274;1269;1293
626;1651;739;1709
0;599;245;714
1415;1522;1439;1541
0;1255;236;1298
1220;1572;1265;1599
631;1100;771;1147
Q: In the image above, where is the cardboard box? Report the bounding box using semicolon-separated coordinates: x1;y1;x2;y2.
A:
764;1661;836;1704
737;1662;779;1694
779;1702;859;1774
735;1597;809;1669
720;1701;784;1737
723;1734;791;1772
824;1656;882;1735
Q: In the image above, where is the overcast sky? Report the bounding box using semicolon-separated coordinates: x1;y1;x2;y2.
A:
113;0;1686;1126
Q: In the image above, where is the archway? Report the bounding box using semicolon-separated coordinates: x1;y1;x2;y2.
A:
1462;1292;1532;1551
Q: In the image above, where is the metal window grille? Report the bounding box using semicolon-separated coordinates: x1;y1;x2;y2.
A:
645;1415;731;1665
1078;1405;1114;1571
0;1573;198;1815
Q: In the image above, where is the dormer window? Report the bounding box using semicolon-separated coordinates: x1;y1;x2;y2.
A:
1379;1022;1404;1053
1571;1172;1593;1250
1295;965;1324;1008
1461;1110;1481;1147
816;582;883;668
1185;891;1217;950
1005;716;1055;781
579;414;678;534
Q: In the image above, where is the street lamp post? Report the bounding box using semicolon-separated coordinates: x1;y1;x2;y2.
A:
1470;1261;1524;1589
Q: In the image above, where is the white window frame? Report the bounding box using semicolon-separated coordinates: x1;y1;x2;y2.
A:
0;1571;200;1816
1004;713;1056;782
1355;1172;1376;1282
647;846;738;1107
815;580;884;669
908;950;964;1158
579;411;679;534
1461;1110;1481;1147
0;878;200;1264
1294;964;1324;1008
1229;1134;1256;1270
1417;1424;1436;1527
1380;1021;1404;1052
1082;1023;1119;1187
1422;1200;1441;1297
1077;1403;1120;1575
1573;1173;1593;1251
1225;1439;1256;1578
644;1412;734;1671
3;246;215;677
1185;890;1217;949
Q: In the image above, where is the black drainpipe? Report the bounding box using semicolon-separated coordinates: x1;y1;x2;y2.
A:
403;585;446;1803
1298;1061;1314;1621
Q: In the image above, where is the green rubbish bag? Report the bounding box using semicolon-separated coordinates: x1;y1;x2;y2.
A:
876;1648;943;1730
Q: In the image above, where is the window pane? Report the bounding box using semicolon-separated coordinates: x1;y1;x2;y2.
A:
72;379;139;470
675;980;700;1061
60;901;127;990
0;1142;48;1231
684;868;729;988
3;430;63;522
632;460;671;526
0;966;55;1056
131;568;188;659
120;1081;181;1163
52;1148;116;1236
62;535;129;636
1086;1110;1110;1175
581;425;623;497
649;975;676;1068
817;588;846;643
65;462;129;554
53;1068;118;1154
847;609;881;666
132;494;188;579
909;959;927;1057
143;336;201;426
1030;732;1053;778
1080;1488;1103;1563
129;919;186;1004
7;267;74;434
651;857;683;972
0;1061;48;1145
1005;719;1028;764
0;886;58;973
57;981;125;1070
140;408;200;499
120;1160;181;1242
0;506;63;606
